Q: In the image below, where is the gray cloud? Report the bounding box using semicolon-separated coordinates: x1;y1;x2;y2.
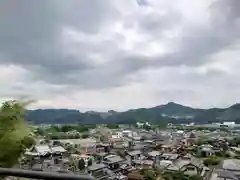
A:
0;0;119;80
1;0;239;89
0;0;240;110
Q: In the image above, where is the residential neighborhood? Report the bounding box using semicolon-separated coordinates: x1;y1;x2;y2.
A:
16;123;240;180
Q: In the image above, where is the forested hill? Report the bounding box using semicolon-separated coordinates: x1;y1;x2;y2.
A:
26;102;240;124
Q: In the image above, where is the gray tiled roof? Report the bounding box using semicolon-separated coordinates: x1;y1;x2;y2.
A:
88;163;106;171
190;157;204;168
127;150;141;156
148;151;160;157
104;155;124;163
217;169;238;180
223;159;240;171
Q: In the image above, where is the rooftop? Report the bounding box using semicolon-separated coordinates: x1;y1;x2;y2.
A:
223;159;240;171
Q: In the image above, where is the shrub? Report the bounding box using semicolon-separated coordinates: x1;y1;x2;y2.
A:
204;157;220;166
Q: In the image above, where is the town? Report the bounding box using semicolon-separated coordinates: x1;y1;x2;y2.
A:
16;122;240;180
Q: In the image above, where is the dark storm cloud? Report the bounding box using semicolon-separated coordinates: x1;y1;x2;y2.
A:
0;0;118;74
0;0;240;90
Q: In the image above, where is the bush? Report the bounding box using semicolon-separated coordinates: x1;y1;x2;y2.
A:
215;151;230;158
81;134;89;139
204;157;220;166
78;159;86;170
88;158;93;166
143;170;157;180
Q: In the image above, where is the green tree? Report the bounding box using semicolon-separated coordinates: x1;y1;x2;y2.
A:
34;128;45;136
106;124;119;129
203;156;220;166
143;170;157;180
47;125;60;134
81;134;89;139
61;125;74;132
162;171;188;180
53;140;61;146
0;100;32;167
21;136;35;149
87;158;93;166
78;159;86;170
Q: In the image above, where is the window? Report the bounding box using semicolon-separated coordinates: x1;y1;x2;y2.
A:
187;166;195;171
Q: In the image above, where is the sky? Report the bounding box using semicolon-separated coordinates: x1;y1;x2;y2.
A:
0;0;240;111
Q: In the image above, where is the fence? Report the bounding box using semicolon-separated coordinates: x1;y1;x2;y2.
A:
0;168;96;180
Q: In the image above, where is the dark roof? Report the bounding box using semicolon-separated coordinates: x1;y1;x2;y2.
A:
105;155;124;163
88;163;106;171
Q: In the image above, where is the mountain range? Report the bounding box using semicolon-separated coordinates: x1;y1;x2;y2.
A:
26;102;240;124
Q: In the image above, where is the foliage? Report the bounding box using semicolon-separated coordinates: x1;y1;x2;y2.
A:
78;158;85;170
106;124;119;129
81;134;89;139
143;170;157;180
34;128;45;136
162;171;202;180
215;151;230;158
0;100;32;167
99;135;105;142
43;124;96;136
138;169;157;180
203;156;220;166
25;102;240;124
229;137;240;146
47;125;61;134
87;158;93;166
47;132;81;140
52;140;62;146
143;124;151;131
61;125;75;132
21;136;35;149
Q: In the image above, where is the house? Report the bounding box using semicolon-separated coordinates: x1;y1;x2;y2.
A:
160;144;175;152
160;153;179;161
29;145;52;157
51;146;67;156
148;151;161;163
173;157;206;175
158;160;175;170
122;130;133;137
96;143;111;153
153;135;172;146
87;163;108;179
58;138;97;154
200;144;215;157
133;159;154;169
131;141;148;151
111;131;123;139
110;137;125;149
103;155;125;171
127;150;142;161
120;163;133;175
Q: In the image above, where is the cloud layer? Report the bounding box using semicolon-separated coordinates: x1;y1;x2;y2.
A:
0;0;240;111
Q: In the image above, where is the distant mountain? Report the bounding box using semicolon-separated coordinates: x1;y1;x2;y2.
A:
25;102;240;124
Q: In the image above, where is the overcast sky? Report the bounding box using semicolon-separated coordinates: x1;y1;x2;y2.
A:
0;0;240;111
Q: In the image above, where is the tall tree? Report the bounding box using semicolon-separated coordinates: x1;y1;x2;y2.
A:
0;100;33;167
87;158;93;166
78;159;86;170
